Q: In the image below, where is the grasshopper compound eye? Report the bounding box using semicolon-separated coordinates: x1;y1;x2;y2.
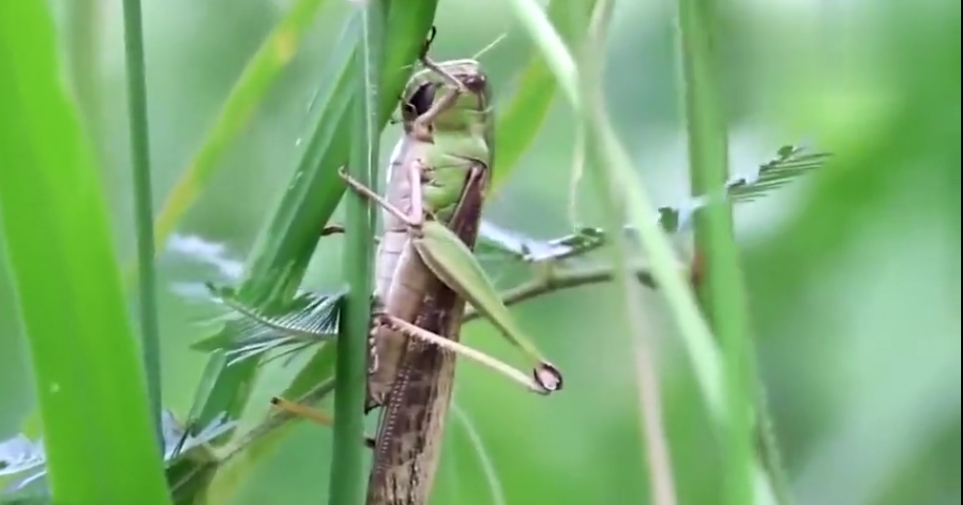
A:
461;73;487;94
407;82;438;116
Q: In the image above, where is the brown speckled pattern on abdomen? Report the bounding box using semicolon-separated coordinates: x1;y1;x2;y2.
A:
365;162;488;505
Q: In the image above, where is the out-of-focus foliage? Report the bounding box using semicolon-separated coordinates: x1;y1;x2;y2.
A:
0;0;957;504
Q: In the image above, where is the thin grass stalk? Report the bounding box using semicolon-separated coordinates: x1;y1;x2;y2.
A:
121;0;163;445
575;3;678;504
676;0;755;504
505;0;726;425
329;1;387;503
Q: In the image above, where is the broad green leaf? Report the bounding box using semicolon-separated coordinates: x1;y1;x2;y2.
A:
0;2;171;504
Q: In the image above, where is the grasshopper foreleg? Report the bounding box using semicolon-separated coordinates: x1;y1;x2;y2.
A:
409;29;469;140
338;161;429;231
338;167;424;229
417;25;467;95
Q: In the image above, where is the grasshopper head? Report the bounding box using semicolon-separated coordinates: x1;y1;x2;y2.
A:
401;58;492;133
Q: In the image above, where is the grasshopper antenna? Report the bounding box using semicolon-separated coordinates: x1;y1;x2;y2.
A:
471;32;508;61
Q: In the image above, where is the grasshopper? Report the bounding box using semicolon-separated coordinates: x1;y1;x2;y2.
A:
350;33;562;505
272;30;564;505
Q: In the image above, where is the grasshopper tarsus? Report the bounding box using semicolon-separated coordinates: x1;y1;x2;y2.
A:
321;224;345;236
269;396;334;426
270;396;379;447
421;25;438;60
534;363;564;393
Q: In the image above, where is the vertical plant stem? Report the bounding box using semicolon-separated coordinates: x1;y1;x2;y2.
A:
121;0;163;445
329;1;387;504
576;3;678;504
676;1;755;504
508;0;725;417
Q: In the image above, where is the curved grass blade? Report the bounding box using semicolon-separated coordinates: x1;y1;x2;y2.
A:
152;0;336;252
490;0;599;194
0;2;171;504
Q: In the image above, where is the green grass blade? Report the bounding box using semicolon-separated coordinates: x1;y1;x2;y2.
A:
152;0;335;251
329;0;387;502
677;1;759;504
63;0;106;169
490;0;598;194
189;0;438;432
505;0;725;425
0;2;172;504
573;3;682;504
122;0;164;445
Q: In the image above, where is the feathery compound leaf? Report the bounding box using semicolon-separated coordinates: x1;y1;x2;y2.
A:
191;284;346;365
0;412;235;497
0;437;45;494
656;144;832;233
477;221;606;262
476;144;831;262
726;144;831;204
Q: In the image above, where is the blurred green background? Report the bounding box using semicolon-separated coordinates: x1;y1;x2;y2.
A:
1;0;958;504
